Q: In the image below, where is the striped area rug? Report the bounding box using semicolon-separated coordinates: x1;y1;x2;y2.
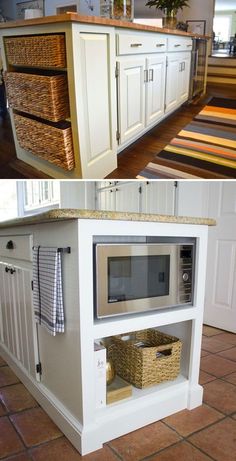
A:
137;97;236;179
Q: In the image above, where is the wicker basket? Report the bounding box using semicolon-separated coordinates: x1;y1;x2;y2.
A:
14;114;75;171
109;329;182;389
4;34;66;68
5;72;70;122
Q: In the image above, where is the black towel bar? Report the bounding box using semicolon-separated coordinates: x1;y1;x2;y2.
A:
33;246;71;254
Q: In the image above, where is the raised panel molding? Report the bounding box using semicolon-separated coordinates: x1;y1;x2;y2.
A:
214;240;236;309
220;183;236;215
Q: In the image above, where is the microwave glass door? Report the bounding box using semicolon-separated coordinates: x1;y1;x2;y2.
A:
96;244;179;318
108;255;170;303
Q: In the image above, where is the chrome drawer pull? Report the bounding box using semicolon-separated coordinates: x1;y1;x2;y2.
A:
187;44;192;47
144;69;148;83
156;43;165;47
174;44;181;47
130;43;143;47
149;69;154;82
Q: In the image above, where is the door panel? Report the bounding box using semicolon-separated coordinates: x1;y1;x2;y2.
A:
165;55;180;114
146;54;166;127
118;57;146;145
178;55;191;103
204;182;236;332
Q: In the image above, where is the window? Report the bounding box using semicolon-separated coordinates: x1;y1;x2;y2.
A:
213;16;232;42
17;181;60;216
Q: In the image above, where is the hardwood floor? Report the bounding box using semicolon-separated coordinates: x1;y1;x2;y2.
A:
0;84;235;180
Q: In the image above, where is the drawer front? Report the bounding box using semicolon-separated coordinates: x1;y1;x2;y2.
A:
0;235;33;261
168;37;193;52
4;34;66;68
117;33;167;55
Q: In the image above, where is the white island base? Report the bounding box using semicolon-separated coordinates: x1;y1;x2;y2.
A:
0;211;210;455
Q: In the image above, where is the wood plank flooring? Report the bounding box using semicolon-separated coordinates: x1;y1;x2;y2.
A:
0;84;235;180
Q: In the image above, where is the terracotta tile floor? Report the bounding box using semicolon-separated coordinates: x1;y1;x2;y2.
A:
0;326;236;460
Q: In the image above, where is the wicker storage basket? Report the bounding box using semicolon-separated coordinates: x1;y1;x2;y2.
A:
14;114;75;171
4;34;66;68
5;72;70;122
109;329;182;389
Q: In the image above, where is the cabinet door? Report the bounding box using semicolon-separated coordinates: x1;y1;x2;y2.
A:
146;54;166;127
96;188;116;211
141;182;175;215
178;55;191;104
115;183;141;213
165;54;180;115
0;262;40;380
118;57;146;146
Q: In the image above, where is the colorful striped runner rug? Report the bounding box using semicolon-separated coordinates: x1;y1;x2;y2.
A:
137;97;236;179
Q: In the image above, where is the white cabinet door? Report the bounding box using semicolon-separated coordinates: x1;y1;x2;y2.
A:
178;55;191;104
0;262;40;379
165;54;180;115
78;33;117;178
146;54;166;127
115;183;141;213
204;183;236;333
96;188;116;211
118;57;146;145
141;181;175;215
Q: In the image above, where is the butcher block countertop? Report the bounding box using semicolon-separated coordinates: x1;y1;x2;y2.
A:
0;13;210;39
0;209;216;229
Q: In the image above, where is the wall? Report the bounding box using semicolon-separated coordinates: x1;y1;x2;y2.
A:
0;181;18;221
179;0;214;35
134;0;163;19
215;10;236;36
45;0;101;17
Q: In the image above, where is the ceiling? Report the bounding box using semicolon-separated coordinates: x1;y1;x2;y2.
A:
215;0;236;11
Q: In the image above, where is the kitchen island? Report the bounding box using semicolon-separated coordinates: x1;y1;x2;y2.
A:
0;209;215;455
0;14;209;179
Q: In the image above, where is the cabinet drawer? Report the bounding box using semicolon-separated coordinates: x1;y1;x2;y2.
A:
4;34;66;68
168;37;192;52
0;235;33;261
5;72;70;122
117;33;167;55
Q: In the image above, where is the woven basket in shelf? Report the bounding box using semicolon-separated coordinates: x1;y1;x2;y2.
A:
4;34;66;68
14;114;75;171
109;329;182;389
5;72;70;122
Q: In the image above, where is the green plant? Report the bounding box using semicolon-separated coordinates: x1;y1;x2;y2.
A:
146;0;189;16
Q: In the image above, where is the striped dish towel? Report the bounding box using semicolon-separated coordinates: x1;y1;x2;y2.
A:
32;246;64;336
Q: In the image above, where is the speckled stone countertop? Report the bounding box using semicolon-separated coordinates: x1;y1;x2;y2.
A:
0;13;210;39
0;209;216;229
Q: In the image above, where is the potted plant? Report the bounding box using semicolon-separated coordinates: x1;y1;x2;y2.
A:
111;0;134;21
146;0;189;29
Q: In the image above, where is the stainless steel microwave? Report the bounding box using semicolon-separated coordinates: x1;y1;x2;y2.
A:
94;242;194;318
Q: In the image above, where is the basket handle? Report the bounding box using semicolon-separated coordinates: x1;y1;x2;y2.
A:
155;344;174;358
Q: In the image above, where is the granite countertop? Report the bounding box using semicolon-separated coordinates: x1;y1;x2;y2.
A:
0;13;210;39
0;209;216;229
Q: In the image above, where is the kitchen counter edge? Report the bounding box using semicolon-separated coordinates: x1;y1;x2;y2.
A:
0;209;216;229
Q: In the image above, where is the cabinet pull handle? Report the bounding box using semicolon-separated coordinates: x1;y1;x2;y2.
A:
10;268;16;275
6;240;14;250
156;43;165;47
144;69;148;83
182;62;185;71
187;44;192;47
175;44;181;47
179;62;182;72
130;43;143;47
149;69;154;82
5;267;9;273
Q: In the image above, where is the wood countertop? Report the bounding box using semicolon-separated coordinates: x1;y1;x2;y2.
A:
0;209;216;229
0;13;210;39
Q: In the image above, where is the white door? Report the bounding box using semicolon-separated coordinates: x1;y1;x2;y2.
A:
118;56;146;145
0;262;40;379
204;182;236;333
115;183;141;212
96;187;116;211
165;54;180;114
178;54;191;104
146;54;166;127
141;181;175;215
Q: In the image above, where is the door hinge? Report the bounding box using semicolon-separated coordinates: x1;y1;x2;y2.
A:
36;362;42;375
116;130;120;142
138;185;142;194
174;181;178;188
115;63;119;78
31;280;34;291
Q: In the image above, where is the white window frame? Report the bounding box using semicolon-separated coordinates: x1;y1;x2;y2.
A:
17;181;60;216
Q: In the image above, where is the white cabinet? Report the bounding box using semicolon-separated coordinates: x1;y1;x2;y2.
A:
165;52;191;115
117;54;166;146
0;261;39;380
141;181;175;215
117;56;146;145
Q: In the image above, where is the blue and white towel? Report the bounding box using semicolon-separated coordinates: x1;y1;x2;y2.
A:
32;246;64;336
